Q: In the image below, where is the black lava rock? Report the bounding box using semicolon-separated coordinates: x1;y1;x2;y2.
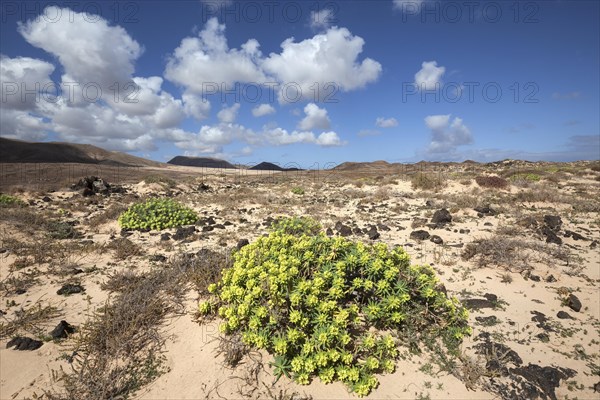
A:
410;230;430;241
541;225;562;245
160;233;171;241
173;226;196;240
564;230;586;241
431;208;452;225
6;336;43;351
556;311;573;319
50;320;75;339
57;284;85;296
474;206;496;216
544;215;562;231
430;235;443;245
335;222;353;237
367;227;380;240
566;293;582;312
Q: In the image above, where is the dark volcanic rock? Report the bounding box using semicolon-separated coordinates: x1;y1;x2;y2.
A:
335;222;353;237
430;235;443;245
474;206;496;216
57;284;85;296
72;176;115;196
367;227;380;240
50;320;75;339
566;293;582;312
431;208;452;225
236;239;249;250
564;230;586;241
410;230;430;241
326;227;334;236
160;233;171;241
198;183;211;191
544;215;563;231
6;336;43;351
173;226;196;241
594;382;600;393
531;311;555;332
541;225;562;245
556;311;573;320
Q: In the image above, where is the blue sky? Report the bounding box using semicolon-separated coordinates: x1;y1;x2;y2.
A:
1;0;598;167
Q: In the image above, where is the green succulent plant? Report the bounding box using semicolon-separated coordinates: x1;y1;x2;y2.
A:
201;217;471;397
117;198;198;231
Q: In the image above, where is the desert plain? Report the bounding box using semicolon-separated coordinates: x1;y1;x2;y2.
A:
1;159;599;400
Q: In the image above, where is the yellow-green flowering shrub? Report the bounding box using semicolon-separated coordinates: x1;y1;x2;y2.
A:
200;217;470;397
118;198;198;230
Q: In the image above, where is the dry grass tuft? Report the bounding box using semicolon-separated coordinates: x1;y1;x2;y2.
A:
0;301;61;339
411;173;446;191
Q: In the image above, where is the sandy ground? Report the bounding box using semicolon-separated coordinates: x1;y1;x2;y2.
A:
1;162;599;400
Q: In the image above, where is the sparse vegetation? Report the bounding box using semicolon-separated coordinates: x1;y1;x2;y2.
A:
475;175;509;189
291;187;305;195
411;173;446;191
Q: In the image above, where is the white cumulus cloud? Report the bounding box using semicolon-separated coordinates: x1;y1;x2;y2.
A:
252;103;276;117
217;103;240;123
165;18;267;93
18;6;142;98
263;27;382;102
424;114;473;154
414;61;445;91
297;103;331;130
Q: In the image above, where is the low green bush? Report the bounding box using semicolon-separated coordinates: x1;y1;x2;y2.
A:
291;187;305;195
199;217;470;397
270;216;322;236
510;173;541;182
118;198;198;231
0;194;26;207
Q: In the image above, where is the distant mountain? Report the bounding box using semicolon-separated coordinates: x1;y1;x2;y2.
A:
248;162;303;171
332;160;392;171
167;155;237;169
250;162;284;171
0;138;162;167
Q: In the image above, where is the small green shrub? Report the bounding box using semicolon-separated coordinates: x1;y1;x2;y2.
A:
475;175;509;189
200;217;470;397
270;216;322;236
291;187;305;195
510;173;541;182
0;194;26;207
118;198;198;231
